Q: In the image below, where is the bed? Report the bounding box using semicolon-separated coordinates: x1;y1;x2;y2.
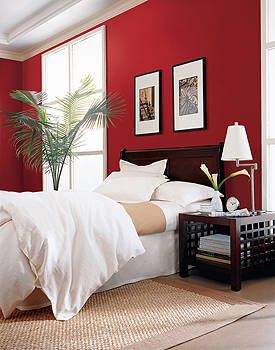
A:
100;143;224;290
0;143;224;319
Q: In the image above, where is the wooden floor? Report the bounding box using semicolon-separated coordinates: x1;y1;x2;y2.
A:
158;272;275;350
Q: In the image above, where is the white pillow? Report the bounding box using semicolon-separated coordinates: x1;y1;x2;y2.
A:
120;159;167;176
107;171;168;179
95;173;168;203
152;181;214;208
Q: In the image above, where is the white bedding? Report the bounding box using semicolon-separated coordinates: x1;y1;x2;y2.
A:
100;230;179;291
102;199;211;291
151;199;210;231
0;191;144;320
16;200;183;310
0;193;208;317
99;200;184;291
151;200;183;231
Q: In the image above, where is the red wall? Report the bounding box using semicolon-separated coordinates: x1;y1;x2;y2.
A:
21;55;43;191
0;58;23;191
21;0;261;209
106;0;261;209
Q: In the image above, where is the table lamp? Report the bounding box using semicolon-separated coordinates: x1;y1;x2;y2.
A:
221;122;257;213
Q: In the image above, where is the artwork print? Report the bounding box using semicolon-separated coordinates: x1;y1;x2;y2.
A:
139;86;155;121
178;76;198;116
173;58;206;131
134;70;161;135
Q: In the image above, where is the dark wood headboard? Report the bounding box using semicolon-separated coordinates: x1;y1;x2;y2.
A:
120;143;224;187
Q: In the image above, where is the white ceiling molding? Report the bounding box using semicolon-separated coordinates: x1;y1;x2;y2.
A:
0;34;8;45
0;0;148;62
7;0;83;44
0;49;25;62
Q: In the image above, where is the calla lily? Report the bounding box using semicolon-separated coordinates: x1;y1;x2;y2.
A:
232;169;250;177
212;173;219;190
200;163;211;177
200;164;250;191
218;169;250;189
200;163;215;188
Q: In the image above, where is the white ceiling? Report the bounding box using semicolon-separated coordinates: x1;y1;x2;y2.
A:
0;0;147;61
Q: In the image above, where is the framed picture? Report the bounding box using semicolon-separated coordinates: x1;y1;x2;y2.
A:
134;70;161;135
173;57;206;132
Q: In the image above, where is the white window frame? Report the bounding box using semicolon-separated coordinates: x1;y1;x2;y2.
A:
41;26;107;190
261;0;275;209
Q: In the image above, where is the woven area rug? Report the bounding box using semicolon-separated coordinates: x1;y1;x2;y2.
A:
0;279;264;350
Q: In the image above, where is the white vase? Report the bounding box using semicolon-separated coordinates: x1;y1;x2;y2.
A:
211;190;223;212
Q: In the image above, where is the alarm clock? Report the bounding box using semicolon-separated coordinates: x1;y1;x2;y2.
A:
226;197;240;212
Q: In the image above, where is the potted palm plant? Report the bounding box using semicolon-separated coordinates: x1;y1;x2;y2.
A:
2;76;122;190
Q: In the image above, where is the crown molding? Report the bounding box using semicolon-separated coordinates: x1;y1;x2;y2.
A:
0;49;25;61
0;0;148;62
0;34;8;45
7;0;83;43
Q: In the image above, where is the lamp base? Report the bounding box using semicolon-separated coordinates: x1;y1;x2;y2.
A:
236;160;257;213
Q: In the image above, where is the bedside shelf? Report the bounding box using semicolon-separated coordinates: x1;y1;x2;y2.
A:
179;212;275;291
195;258;231;270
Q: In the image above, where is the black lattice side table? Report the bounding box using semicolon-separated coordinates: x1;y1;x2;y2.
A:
179;212;275;291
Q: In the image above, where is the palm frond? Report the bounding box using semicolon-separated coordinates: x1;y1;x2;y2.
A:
4;110;53;130
77;92;124;129
47;76;96;136
10;90;47;111
3;75;124;190
66;92;124;150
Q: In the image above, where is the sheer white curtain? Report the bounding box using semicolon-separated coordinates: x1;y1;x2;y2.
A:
262;0;275;210
42;26;106;191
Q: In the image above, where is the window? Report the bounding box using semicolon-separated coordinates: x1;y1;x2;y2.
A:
42;26;106;191
262;1;275;210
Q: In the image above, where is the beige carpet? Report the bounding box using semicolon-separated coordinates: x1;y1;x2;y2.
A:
0;280;265;350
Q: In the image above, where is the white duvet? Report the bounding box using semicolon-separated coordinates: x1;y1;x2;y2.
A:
0;190;144;320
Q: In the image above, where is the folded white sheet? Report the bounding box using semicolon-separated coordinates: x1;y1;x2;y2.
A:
0;191;144;320
151;199;211;232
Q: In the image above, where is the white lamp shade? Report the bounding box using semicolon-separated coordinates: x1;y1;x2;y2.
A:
221;122;252;161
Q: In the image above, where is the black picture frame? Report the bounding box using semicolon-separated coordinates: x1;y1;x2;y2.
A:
134;70;161;136
172;57;206;132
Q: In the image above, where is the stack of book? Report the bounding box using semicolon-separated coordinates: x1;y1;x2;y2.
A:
196;234;230;265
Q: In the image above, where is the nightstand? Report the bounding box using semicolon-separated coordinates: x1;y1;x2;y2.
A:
179;212;275;291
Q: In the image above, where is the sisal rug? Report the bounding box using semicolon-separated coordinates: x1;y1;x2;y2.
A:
0;279;264;350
